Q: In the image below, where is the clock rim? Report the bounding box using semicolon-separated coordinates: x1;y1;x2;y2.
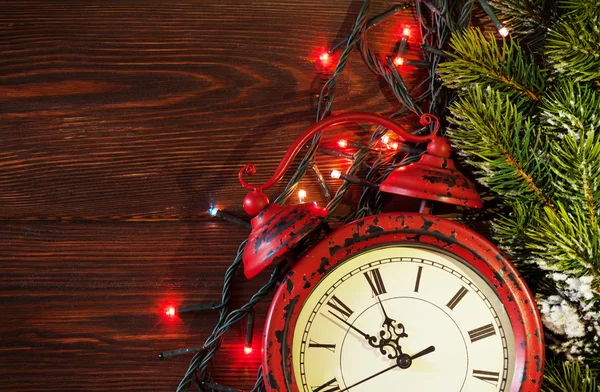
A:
262;213;544;392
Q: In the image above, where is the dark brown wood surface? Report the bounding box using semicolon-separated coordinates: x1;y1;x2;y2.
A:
0;1;435;390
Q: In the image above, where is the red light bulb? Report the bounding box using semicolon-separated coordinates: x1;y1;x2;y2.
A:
393;56;405;66
165;307;176;317
402;27;411;37
244;346;253;355
337;139;348;148
319;51;331;66
390;141;400;150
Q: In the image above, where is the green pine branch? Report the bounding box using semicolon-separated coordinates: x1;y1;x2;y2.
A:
438;0;600;386
447;85;554;205
492;201;538;258
543;82;600;229
559;0;600;24
527;203;600;275
438;28;546;103
489;0;556;41
546;20;600;82
542;360;599;392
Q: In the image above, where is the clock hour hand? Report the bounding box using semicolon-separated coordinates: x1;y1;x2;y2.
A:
376;296;393;324
327;310;373;341
410;345;435;360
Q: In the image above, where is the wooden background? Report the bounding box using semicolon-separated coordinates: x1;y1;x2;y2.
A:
0;1;456;390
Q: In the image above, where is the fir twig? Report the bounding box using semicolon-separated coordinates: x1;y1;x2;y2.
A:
438;28;545;103
546;19;600;82
542;360;599;392
447;86;554;206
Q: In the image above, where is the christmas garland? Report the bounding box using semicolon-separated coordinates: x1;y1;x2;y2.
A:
164;0;600;390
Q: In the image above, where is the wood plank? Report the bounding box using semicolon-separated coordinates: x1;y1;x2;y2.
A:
0;0;419;219
0;220;272;391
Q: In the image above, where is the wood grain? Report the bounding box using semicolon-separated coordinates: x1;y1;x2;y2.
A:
0;220;271;391
0;0;419;219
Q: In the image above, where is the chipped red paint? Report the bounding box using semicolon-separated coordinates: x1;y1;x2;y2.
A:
262;213;544;392
243;203;329;279
379;137;482;209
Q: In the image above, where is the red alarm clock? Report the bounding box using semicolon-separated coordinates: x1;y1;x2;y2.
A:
238;112;544;392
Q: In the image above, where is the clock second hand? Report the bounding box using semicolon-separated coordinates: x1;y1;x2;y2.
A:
338;345;436;392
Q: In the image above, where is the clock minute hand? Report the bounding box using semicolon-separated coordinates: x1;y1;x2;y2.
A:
338;363;398;392
338;345;436;391
327;311;372;341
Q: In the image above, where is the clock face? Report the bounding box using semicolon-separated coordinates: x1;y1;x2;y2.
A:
262;214;544;392
291;245;515;392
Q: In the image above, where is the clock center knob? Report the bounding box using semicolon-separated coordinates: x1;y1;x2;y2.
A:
397;354;412;369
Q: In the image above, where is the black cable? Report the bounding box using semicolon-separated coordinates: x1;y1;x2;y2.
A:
172;1;491;390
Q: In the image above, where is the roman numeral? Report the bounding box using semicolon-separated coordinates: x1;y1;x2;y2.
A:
414;266;423;292
446;286;468;310
468;323;496;343
326;295;353;321
473;369;500;386
312;378;340;392
309;340;336;353
363;268;386;296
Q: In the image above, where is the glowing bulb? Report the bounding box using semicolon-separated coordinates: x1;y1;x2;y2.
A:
319;51;331;65
402;27;411;37
298;189;307;203
331;170;342;179
244;346;253;355
337;139;348;148
390;141;400;150
208;207;219;216
381;135;390;144
393;56;404;66
498;26;509;37
165;307;176;317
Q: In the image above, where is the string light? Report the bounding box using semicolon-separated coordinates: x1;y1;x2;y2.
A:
477;0;508;37
390;141;400;150
328;4;410;55
177;302;221;314
335;139;384;151
207;207;251;229
330;170;377;188
381;135;390;144
159;346;205;360
318;146;354;160
395;25;411;61
309;162;332;201
165;307;176;317
319;51;331;66
244;311;255;355
298;189;307;203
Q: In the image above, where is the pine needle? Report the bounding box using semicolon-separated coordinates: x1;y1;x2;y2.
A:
438;28;546;103
542;360;599;392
